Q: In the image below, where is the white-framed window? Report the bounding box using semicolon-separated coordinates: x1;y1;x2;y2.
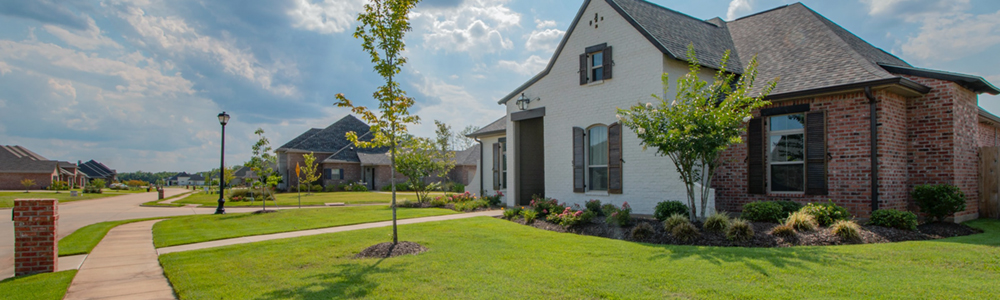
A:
587;125;609;191
590;51;604;82
499;137;507;189
768;113;805;193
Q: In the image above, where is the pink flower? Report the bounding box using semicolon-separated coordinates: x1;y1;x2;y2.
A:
574;211;583;217
543;209;548;214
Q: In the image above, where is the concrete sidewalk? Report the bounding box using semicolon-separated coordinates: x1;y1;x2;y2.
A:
64;219;174;300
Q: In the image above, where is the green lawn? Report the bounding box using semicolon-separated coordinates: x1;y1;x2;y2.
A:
0;270;76;300
0;190;135;208
160;218;1000;299
171;191;449;207
152;206;458;248
59;217;169;256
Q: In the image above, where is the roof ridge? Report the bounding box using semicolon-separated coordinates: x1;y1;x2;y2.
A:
795;4;894;80
731;3;792;22
611;0;721;28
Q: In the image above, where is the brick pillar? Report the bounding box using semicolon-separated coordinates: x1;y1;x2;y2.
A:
13;199;59;276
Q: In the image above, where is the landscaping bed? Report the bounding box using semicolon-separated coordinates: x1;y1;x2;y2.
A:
504;216;981;247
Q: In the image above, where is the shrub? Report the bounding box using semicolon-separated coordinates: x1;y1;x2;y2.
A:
653;201;690;221
605;202;632;226
741;201;785;223
586;200;603;215
398;200;419;208
454;199;488;212
337;183;349;191
451;183;465;193
631;222;654;240
429;197;447;207
831;220;861;241
912;184;966;222
784;211;818;231
83;179;105;194
310;184;322;192
49;180;69;191
775;200;803;216
703;211;730;233
227;189;274;201
530;196;560;218
546;207;595;228
482;191;504;206
869;209;918;230
346;182;369;192
770;224;796;237
521;209;538;224
726;218;754;241
671;221;700;242
324;185;337;192
663;213;689;232
502;207;522;220
600;203;618;217
800;201;851;226
447;191;476;203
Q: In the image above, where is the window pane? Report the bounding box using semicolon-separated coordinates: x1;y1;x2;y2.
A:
589;126;608;165
589;167;608;191
771;164;804;192
592;52;603;67
770;114;804;131
592;67;603;81
770;134;804;162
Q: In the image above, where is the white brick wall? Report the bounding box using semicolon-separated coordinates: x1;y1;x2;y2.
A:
500;0;716;215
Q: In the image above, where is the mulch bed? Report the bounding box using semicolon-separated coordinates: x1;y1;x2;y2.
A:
354;241;428;259
503;216;981;248
397;202;495;213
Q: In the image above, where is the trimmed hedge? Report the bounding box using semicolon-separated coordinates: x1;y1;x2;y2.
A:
869;209;918;230
653;201;689;221
741;201;785;223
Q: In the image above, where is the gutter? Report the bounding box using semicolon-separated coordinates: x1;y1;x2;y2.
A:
865;87;880;212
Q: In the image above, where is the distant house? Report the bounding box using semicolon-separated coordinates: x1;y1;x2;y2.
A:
168;172;193;186
0;145;85;190
275;115;478;191
78;160;116;185
188;173;206;186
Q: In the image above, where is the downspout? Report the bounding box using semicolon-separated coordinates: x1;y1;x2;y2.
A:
475;137;484;197
865;87;880;212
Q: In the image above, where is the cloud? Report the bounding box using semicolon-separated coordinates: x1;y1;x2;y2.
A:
413;0;520;54
410;75;506;138
420;0;467;8
900;10;1000;61
286;0;365;34
498;55;547;76
861;0;970;20
0;61;10;75
43;17;122;50
535;19;556;29
0;0;91;30
726;0;753;20
525;28;564;53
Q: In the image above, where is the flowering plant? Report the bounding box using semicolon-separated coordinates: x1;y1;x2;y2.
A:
546;206;595;228
606;202;632;226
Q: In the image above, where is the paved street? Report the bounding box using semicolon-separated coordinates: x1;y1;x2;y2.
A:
0;188;268;280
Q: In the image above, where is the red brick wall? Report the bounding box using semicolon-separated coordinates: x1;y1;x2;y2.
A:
977;122;1000;147
13;199;58;276
0;173;55;190
283;152;332;186
320;162;363;187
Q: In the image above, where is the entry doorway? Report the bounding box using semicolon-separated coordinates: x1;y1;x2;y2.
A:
516;117;545;205
364;167;376;190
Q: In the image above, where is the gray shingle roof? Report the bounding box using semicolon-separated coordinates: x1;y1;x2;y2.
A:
79;160;115;178
278;115;389;163
0;145;59;174
357;145;479;167
466;116;507;137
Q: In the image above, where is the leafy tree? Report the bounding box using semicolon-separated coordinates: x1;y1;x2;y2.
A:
396;137;456;203
20;179;35;193
617;46;776;220
246;128;281;212
334;0;421;245
300;152;321;195
434;120;452;151
456;125;480;150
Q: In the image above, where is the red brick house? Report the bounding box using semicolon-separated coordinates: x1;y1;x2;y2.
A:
0;145;86;190
709;4;1000;222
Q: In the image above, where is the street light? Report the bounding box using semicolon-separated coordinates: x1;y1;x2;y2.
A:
215;111;230;214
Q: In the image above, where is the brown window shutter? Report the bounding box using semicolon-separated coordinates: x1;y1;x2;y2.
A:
748;117;765;194
579;53;589;85
573;127;586;193
603;46;613;80
339;169;344;180
492;143;501;190
805;111;828;195
608;122;623;194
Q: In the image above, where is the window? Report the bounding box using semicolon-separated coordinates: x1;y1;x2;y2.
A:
324;168;342;180
768;114;805;193
588;126;609;191
590;51;604;82
579;44;612;85
499;137;507;189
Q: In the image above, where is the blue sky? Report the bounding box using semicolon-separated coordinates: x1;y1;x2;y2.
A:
1;0;998;173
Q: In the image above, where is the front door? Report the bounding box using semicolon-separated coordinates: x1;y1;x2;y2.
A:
365;167;376;190
516;117;545;205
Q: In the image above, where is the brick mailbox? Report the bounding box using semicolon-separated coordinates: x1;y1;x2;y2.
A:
12;199;59;276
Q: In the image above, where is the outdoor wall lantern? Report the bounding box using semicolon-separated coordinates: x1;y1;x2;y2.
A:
516;93;538;110
215;111;230;215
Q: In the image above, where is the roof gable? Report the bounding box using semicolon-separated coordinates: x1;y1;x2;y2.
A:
278;115;389;162
467;116;507;137
0;145;60;173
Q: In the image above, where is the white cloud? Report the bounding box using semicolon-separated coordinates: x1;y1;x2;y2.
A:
287;0;365;34
726;0;753;20
901;11;1000;61
525;28;563;53
42;17;121;50
116;5;299;97
497;55;547;76
535;19;556;29
411;75;506;138
861;0;970;20
0;61;10;75
413;0;520;54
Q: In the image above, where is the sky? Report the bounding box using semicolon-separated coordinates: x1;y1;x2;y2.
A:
0;0;998;173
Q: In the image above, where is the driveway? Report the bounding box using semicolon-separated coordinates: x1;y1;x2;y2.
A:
0;188;271;280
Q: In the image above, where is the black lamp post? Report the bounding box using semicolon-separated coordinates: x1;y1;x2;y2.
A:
215;111;230;214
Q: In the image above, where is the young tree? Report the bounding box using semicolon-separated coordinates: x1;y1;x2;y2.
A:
395;137;456;203
334;0;421;245
456;125;480;150
300;152;321;195
20;178;34;193
434;120;452;151
617;46;777;220
246;128;281;212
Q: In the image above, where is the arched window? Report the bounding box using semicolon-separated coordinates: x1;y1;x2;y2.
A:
587;125;608;191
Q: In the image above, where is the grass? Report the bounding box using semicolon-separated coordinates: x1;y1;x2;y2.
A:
160;218;1000;299
0;190;133;208
171;191;450;207
152;206;458;248
0;270;77;300
59;217;169;256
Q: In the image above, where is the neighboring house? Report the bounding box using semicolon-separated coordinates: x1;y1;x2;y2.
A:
78;160;116;185
168;172;193;186
472;0;999;221
188;174;206;186
275;115;478;191
0;145;83;190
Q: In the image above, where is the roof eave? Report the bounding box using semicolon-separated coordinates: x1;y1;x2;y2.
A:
766;77;931;101
880;63;1000;95
465;129;507;138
